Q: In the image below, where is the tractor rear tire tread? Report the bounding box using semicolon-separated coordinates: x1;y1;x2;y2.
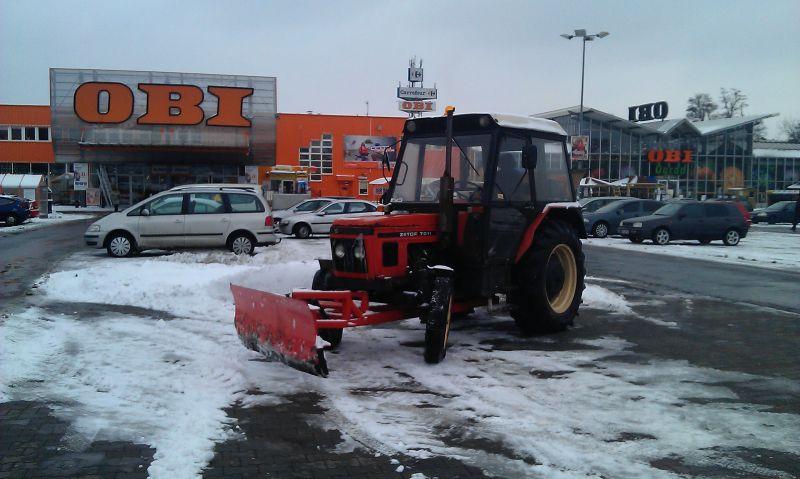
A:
423;273;454;364
510;220;585;335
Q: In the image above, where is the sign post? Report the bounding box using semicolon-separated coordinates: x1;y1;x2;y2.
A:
397;57;437;117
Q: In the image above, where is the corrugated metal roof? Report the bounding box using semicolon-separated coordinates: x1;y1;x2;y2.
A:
690;114;778;135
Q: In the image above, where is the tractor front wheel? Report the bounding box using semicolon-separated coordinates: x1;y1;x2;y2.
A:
511;221;585;335
423;269;454;364
312;268;343;348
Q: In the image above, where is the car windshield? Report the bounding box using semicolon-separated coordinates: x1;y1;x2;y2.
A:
653;203;683;216
391;134;490;203
765;201;790;211
295;199;330;212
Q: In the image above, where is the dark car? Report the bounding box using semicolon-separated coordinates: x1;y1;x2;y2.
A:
752;201;796;224
583;198;664;238
0;195;31;226
579;196;622;213
619;201;749;246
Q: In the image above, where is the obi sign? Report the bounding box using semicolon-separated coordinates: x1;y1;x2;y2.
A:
628;101;669;122
74;82;254;127
648;149;693;175
398;100;436;113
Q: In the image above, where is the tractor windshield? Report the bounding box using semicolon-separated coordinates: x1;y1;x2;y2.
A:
391;134;491;203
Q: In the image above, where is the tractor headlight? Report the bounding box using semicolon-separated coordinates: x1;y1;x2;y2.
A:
353;242;365;260
633;222;642;228
334;243;346;259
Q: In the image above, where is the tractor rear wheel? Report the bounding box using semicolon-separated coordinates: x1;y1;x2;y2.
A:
312;268;343;348
510;221;585;335
423;269;454;364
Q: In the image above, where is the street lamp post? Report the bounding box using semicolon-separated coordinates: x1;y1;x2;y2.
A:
561;29;609;180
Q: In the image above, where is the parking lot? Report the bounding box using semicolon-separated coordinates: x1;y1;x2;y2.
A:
1;218;799;478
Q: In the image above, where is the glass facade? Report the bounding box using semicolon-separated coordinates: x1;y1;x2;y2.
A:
546;111;798;203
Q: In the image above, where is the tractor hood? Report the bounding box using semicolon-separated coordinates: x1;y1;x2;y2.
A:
331;212;439;234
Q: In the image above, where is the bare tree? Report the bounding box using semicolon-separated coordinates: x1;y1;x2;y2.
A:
781;118;800;142
718;88;749;118
686;93;717;121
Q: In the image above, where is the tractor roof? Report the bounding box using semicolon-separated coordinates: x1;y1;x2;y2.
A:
488;114;567;136
404;113;567;137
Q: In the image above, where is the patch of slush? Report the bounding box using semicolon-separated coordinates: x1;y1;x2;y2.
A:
582;284;633;314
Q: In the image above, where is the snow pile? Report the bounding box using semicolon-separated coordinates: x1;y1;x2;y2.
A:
583;230;800;271
1;213;95;234
582;284;633;314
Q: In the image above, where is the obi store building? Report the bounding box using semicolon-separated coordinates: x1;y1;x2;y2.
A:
49;68;276;206
537;106;798;204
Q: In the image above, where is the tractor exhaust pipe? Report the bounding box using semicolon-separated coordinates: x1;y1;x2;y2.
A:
438;106;456;249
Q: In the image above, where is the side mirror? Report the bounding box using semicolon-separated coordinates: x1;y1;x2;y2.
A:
521;144;538;169
141;208;150;216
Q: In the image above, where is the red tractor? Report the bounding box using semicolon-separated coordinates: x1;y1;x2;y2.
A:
232;109;586;376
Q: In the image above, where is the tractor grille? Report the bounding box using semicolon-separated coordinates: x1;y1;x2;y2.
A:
332;238;367;273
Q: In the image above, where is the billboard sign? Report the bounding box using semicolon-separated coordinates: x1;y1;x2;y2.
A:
570;136;588;162
408;67;424;82
398;100;436;113
628;101;669;122
49;68;277;165
397;87;437;100
344;136;398;163
73;163;89;190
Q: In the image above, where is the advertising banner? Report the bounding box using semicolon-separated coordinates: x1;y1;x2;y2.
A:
398;100;436;113
570;136;588;162
86;188;101;206
397;86;437;100
73;163;89;191
344;136;398;163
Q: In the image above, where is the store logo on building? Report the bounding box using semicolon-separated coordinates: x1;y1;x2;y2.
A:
648;149;693;175
73;82;254;127
628;101;669;122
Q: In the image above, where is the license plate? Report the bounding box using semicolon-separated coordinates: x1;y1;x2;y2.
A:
619;228;629;235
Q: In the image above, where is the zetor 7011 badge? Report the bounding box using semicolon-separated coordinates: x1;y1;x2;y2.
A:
231;109;586;376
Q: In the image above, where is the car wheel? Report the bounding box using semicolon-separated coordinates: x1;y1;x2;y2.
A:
5;214;19;226
229;232;255;255
652;228;670;245
294;223;312;239
106;232;135;258
723;228;740;246
591;222;609;238
629;235;644;244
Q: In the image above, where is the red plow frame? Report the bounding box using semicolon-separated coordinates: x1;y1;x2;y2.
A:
231;285;415;376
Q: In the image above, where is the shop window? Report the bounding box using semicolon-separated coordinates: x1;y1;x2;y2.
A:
38;127;50;141
358;178;368;195
11;127;22;140
25;127;36;141
0;126;8;140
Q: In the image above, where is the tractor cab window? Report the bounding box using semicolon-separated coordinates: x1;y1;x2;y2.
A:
534;140;573;203
392;134;490;203
493;136;531;202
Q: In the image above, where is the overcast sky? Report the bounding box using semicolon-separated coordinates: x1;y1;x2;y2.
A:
2;0;798;137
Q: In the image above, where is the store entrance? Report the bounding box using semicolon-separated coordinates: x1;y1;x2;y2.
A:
116;175;146;206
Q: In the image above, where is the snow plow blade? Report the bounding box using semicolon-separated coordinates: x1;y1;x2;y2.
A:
231;284;328;377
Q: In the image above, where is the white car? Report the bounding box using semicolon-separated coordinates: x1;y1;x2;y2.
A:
277;199;379;238
84;185;279;257
271;197;344;224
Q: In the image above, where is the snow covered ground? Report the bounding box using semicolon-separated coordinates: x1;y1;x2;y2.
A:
2;239;799;478
583;229;800;272
0;212;96;234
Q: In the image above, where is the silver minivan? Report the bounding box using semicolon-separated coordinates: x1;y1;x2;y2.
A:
84;185;279;257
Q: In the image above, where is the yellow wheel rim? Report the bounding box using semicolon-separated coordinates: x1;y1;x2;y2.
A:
546;244;577;314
